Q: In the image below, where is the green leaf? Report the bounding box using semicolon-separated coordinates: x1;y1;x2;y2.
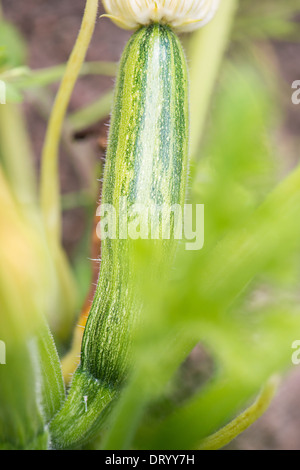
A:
0;21;27;69
2;81;23;102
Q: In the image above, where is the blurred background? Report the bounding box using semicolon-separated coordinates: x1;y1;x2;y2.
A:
1;0;300;449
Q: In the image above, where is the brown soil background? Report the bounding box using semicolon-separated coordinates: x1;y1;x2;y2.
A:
2;0;300;450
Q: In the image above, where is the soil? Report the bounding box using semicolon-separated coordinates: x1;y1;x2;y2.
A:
2;0;300;450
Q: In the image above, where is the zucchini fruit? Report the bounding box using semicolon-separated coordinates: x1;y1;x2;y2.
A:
50;23;189;449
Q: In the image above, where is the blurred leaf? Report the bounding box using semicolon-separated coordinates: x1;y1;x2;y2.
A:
69;90;113;131
98;60;300;450
0;20;27;69
191;62;279;245
235;0;300;42
10;61;117;90
0;103;37;205
2;81;23;102
0;169;65;448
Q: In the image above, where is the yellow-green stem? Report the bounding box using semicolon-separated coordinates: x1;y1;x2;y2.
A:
188;0;238;163
198;376;279;450
40;0;99;242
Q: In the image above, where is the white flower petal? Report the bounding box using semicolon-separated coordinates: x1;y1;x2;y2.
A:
102;0;220;32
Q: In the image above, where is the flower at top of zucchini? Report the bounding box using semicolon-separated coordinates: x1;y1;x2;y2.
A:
102;0;220;33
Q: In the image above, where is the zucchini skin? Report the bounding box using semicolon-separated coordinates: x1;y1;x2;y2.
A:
50;23;189;449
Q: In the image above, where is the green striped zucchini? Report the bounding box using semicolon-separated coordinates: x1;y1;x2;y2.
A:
50;23;189;449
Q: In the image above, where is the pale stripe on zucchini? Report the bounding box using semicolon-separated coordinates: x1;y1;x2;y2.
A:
50;23;189;449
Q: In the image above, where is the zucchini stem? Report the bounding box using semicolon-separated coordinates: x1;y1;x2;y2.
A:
40;0;99;243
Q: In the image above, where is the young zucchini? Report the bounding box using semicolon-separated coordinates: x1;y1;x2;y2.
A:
50;23;189;449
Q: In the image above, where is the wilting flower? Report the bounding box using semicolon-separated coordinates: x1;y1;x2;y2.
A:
102;0;220;33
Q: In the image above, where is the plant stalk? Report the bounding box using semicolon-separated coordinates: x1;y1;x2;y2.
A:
188;0;239;163
40;0;99;243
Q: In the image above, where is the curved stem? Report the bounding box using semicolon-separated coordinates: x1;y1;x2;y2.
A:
40;0;99;242
198;376;279;450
